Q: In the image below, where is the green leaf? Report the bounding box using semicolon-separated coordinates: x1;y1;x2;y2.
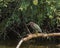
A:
57;17;60;20
4;4;7;7
19;1;30;11
33;0;38;5
0;0;3;2
49;15;53;19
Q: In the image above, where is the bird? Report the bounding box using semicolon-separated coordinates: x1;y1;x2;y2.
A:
28;22;42;33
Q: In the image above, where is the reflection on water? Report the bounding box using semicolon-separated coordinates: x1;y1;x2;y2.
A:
21;44;60;48
0;40;60;48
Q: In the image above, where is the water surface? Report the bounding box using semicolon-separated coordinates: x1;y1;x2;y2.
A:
0;40;60;48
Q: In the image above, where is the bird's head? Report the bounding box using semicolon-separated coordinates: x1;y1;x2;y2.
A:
27;22;34;26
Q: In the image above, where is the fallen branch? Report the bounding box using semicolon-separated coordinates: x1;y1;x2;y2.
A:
16;32;60;48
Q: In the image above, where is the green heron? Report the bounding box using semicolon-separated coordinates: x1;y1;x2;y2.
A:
28;22;42;33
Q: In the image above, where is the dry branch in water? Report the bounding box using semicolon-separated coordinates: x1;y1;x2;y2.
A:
23;33;60;41
16;32;60;48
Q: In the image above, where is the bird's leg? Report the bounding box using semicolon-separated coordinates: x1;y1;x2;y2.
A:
35;30;39;35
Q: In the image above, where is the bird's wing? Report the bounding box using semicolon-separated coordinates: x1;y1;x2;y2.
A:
33;24;42;32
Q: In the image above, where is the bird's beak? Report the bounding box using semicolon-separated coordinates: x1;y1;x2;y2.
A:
26;23;30;25
26;24;29;25
26;24;28;25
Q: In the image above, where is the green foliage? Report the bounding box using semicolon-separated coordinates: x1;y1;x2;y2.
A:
33;0;38;5
0;0;60;40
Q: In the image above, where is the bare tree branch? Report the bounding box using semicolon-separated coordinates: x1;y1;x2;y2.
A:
16;32;60;48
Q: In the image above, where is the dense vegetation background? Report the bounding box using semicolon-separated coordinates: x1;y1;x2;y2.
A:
0;0;60;42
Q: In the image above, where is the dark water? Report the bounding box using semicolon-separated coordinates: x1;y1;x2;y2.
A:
0;40;60;48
